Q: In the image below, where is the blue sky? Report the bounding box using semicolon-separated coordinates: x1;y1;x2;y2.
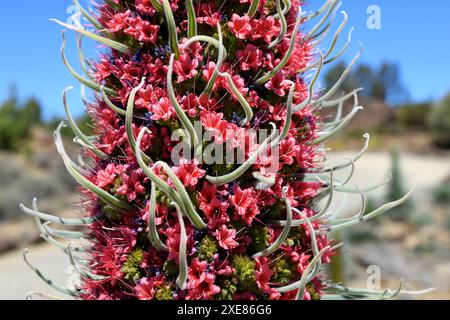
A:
0;0;449;120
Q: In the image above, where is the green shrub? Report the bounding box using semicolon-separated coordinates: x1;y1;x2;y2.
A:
386;148;412;221
0;93;42;151
433;179;450;204
395;102;432;130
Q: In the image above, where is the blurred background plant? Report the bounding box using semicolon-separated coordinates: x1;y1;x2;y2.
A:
0;85;42;151
428;94;450;148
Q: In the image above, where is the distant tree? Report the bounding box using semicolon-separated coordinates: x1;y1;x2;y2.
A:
0;86;43;151
395;102;433;130
23;98;43;125
324;61;408;105
324;61;350;92
352;64;375;99
377;62;409;105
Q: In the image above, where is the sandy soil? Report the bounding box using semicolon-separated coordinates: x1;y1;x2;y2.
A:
0;242;71;300
327;151;450;209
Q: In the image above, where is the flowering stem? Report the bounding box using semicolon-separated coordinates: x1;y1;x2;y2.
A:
168;54;200;148
247;0;260;18
273;171;334;227
219;72;253;126
136;129;207;230
172;202;188;290
100;86;127;116
51;19;129;53
20;202;102;226
54;122;133;212
150;0;164;14
148;183;169;251
206;123;277;186
273;0;292;19
313;106;363;145
293;53;323;113
75;34;90;77
306;0;340;38
268;0;287;50
184;30;228;96
63;87;107;159
304;0;333;22
203;24;225;96
73;0;105;32
162;0;180;58
136;129;186;205
60;31;116;96
253;187;292;258
294;247;330;300
255;10;303;84
23;249;79;297
275;246;330;294
153;161;207;230
126;77;152;163
331;188;416;231
315;46;363;104
186;0;197;38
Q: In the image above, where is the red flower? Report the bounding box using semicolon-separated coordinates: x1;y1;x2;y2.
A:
286;42;312;74
116;168;147;202
199;183;230;229
134;275;166;300
100;125;127;154
137;21;159;44
164;223;194;261
94;57;115;82
215;225;239;250
200;111;233;145
188;259;207;287
180;94;199;117
296;253;312;274
196;3;221;27
265;71;292;97
202;62;218;83
279;137;301;165
151;97;176;121
173;160;206;188
230;186;260;225
135;0;156;15
187;259;220;300
134;278;155;300
135;84;156;109
252;16;281;44
105;11;129;33
147;58;169;84
228;14;252;40
222;73;249;96
174;53;200;83
96;164;117;188
255;257;280;299
236;44;263;71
